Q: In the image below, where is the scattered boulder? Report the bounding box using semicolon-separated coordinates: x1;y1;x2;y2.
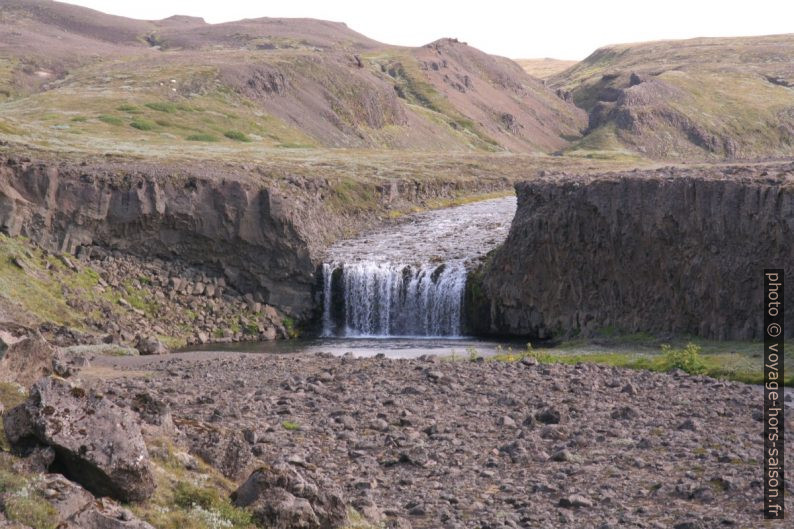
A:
678;418;700;431
130;392;174;436
2;377;155;502
536;407;562;424
176;418;254;480
135;336;169;356
559;494;594;509
232;462;348;529
611;406;639;420
35;473;95;521
0;332;55;387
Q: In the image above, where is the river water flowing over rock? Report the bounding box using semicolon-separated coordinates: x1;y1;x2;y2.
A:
321;196;516;337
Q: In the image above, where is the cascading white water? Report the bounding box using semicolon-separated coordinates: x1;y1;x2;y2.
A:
321;261;467;337
321;195;517;338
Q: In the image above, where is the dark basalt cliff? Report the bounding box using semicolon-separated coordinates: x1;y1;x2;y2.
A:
0;156;320;316
468;163;794;340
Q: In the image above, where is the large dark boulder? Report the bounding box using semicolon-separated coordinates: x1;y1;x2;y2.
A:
231;462;348;529
2;377;155;502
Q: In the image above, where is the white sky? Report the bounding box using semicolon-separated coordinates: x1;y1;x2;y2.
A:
63;0;794;60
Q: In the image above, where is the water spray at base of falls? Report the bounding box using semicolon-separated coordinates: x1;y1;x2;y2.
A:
321;261;467;337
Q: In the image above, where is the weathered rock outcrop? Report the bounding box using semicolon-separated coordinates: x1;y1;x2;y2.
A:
232;462;348;529
175;418;254;481
468;163;794;340
0;473;155;529
3;377;155;502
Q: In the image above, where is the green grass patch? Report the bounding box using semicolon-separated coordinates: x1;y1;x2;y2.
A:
3;496;59;529
186;133;219;142
133;439;255;529
98;114;123;126
0;235;80;326
0;455;58;529
223;130;251;142
491;341;794;386
282;420;301;431
122;280;158;316
70;116;87;122
130;118;156;131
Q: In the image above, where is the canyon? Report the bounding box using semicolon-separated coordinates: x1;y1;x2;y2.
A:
1;2;794;529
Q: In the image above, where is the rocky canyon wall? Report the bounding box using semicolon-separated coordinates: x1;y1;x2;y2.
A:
468;163;794;340
0;156;320;316
0;154;512;322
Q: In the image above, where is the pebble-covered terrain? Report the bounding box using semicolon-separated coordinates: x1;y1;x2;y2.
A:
90;351;794;529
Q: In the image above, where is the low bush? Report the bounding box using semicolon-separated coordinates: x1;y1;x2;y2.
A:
661;342;707;374
98;114;123;125
224;130;251;142
130;119;156;131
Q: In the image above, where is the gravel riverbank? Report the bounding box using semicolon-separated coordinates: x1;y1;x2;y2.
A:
85;351;792;529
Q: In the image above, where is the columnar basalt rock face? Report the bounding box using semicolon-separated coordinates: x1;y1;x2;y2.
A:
0;157;317;316
469;163;794;340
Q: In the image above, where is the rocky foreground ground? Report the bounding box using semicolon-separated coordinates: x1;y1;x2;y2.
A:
4;350;775;529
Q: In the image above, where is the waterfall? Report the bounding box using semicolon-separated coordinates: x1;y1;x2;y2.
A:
321;263;334;337
321;261;467;337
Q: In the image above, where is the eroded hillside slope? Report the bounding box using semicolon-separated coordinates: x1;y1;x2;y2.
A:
551;34;794;159
0;0;585;155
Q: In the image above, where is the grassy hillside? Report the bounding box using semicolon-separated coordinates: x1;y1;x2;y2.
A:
0;1;586;157
551;34;794;160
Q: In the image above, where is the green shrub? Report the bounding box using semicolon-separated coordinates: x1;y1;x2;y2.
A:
661;342;707;374
70;116;87;122
282;316;299;338
170;481;253;529
98;114;123;126
145;101;179;113
223;130;251;142
282;420;300;431
117;104;142;113
186;133;219;142
130;119;156;131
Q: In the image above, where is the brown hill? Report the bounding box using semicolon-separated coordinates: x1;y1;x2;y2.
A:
0;0;586;155
551;34;794;160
